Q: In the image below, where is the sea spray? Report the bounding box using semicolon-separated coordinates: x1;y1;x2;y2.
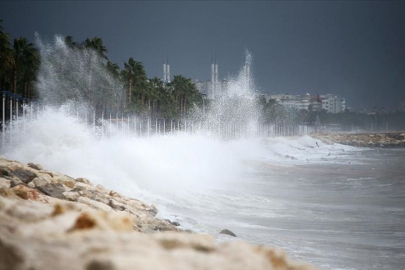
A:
35;34;125;111
1;36;353;197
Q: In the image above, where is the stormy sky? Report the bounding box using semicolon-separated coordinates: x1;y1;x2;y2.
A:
1;1;404;110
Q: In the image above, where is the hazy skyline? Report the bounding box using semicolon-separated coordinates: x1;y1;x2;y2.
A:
1;1;404;110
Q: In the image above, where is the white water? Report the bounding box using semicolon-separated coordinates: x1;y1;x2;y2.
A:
3;107;405;269
2;107;354;194
1;107;355;218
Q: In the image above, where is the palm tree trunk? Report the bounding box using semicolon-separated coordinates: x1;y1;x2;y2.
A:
88;55;93;105
24;81;28;98
127;77;132;109
13;67;17;94
184;95;187;116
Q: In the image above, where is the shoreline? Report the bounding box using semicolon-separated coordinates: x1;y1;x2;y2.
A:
0;156;314;270
312;132;405;147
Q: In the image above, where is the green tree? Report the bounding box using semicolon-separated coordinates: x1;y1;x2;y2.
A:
0;20;12;91
11;37;38;95
170;75;201;117
64;36;78;49
121;58;147;110
83;37;108;105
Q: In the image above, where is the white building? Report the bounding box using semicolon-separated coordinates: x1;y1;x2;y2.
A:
163;56;170;83
193;56;225;98
266;93;311;111
263;93;346;113
320;94;346;113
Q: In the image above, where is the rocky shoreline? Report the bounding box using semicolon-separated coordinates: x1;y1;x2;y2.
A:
0;156;313;270
312;132;405;147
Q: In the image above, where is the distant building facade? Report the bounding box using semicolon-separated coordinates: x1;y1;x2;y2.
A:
263;93;346;114
265;93;311;111
162;56;170;83
320;94;346;113
193;56;226;98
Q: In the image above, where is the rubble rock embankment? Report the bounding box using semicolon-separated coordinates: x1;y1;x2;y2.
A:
313;133;405;147
0;156;314;270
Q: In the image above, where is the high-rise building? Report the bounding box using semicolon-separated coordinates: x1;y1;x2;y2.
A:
210;55;219;98
163;56;170;83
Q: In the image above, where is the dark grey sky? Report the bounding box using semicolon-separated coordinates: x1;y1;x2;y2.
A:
1;1;404;110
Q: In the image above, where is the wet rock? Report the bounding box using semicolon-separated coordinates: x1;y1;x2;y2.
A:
8;166;37;184
59;179;75;189
37;183;66;199
9;180;22;188
32;175;52;188
77;197;112;212
0;167;10;178
27;162;43;170
76;177;92;185
171;221;180;227
12;185;45;202
0;178;10;189
96;184;110;195
63;191;80;201
108;199;126;211
162;219;180;227
147;205;158;216
220;229;237;237
53;173;76;188
86;259;116;270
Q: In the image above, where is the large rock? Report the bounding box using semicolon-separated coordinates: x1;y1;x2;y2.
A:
77;196;112;212
0;164;37;184
220;229;237;237
0;178;10;189
27;162;43;170
37;183;66;199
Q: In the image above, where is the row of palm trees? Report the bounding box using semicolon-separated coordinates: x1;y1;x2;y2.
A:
57;35;204;118
0;19;205;119
0;20;40;99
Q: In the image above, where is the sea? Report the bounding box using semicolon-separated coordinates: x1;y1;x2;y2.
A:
2;109;404;269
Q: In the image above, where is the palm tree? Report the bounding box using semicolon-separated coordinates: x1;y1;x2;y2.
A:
83;37;108;105
0;20;12;91
150;77;164;115
121;57;147;110
65;36;79;50
11;37;38;95
170;75;200;117
21;49;40;99
106;61;120;78
84;37;107;59
103;60;123;111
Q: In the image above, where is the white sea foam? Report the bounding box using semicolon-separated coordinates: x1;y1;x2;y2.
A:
2;106;355;199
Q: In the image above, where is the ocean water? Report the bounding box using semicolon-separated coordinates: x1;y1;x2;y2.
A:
2;110;404;269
